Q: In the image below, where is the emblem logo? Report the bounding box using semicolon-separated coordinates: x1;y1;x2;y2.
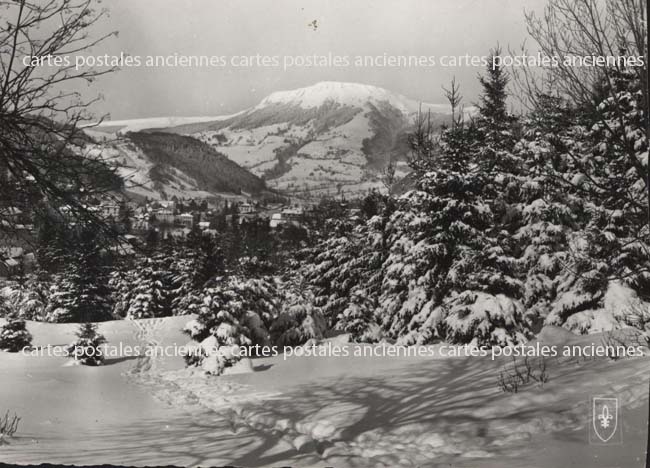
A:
591;397;619;444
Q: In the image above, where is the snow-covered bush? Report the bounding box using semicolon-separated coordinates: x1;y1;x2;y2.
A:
336;289;381;343
442;292;529;346
270;290;327;347
183;276;279;373
496;356;549;393
186;336;241;375
66;322;106;366
622;301;650;345
0;316;32;352
188;278;274;346
1;276;51;321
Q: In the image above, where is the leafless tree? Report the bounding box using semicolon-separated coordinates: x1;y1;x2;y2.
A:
0;0;120;236
515;0;646;110
512;0;649;227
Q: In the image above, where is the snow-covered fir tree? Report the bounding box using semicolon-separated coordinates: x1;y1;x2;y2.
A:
473;48;519;178
515;98;605;332
45;229;113;323
112;255;173;319
167;232;225;317
511;94;585;330
305;205;386;331
1;275;51;321
183;228;226;290
0;312;32;352
183;275;279;373
270;288;327;347
375;57;529;346
336;288;381;342
378;168;528;346
518;65;650;333
168;253;204;317
67;322;106;366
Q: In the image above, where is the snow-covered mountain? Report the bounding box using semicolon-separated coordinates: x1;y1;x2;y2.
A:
92;81;457;198
154;82;456;197
255;81;448;114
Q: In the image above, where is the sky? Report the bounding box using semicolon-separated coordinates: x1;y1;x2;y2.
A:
87;0;548;120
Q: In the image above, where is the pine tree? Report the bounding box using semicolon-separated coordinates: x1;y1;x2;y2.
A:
477;52;510;130
306;217;384;329
377;167;511;344
0;313;32;352
185;230;225;290
170;232;226;316
270;289;327;347
514;93;587;330
3;275;51;321
585;65;649;294
125;255;172;319
183;275;279;372
46;228;113;323
67;322;106;366
377;51;528;346
523;66;650;333
337;288;380;342
473;48;521;206
168;253;203;316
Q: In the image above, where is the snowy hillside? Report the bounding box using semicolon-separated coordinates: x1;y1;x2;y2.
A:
86;132;267;201
0;317;647;467
157;82;457;197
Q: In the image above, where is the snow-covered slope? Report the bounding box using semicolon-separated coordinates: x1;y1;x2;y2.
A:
159;82;456;197
1;317;648;467
86;132;267;201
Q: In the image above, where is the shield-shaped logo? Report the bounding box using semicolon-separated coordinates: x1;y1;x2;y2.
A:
592;397;618;443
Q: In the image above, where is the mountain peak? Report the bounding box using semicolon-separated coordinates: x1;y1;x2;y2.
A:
257;81;420;112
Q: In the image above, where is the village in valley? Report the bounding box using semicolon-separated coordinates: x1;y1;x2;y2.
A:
0;193;341;279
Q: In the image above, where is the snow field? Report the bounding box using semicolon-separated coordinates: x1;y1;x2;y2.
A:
0;316;648;467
